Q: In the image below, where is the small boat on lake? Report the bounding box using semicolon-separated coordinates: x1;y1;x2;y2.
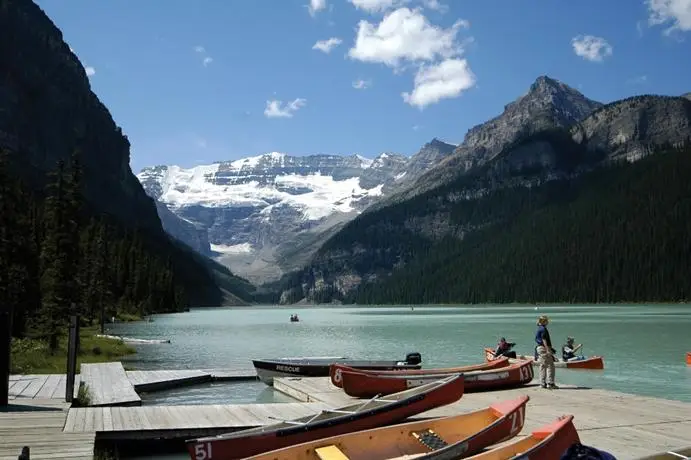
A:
185;374;464;460
252;352;422;385
484;347;605;370
634;446;691;459
328;356;510;388
463;415;580;459
339;359;534;398
686;351;691;366
246;395;529;460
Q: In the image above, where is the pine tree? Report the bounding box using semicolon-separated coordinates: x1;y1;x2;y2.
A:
37;160;71;352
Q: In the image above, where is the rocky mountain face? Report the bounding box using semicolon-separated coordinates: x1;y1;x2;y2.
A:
0;0;252;306
154;200;212;256
277;85;691;304
385;76;604;205
138;144;457;285
0;0;160;230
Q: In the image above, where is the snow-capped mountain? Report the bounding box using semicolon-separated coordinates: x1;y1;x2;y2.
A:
137;146;453;284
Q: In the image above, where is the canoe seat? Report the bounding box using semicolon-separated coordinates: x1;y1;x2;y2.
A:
315;445;350;460
412;429;448;451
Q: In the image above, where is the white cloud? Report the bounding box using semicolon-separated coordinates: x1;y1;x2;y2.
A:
402;58;475;109
308;0;327;16
264;98;307;118
349;0;408;13
194;45;213;67
84;66;96;77
647;0;691;34
571;35;613;62
312;37;343;53
348;7;470;69
352;79;372;89
422;0;448;12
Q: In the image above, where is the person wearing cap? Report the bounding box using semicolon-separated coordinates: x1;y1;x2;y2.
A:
494;337;517;358
535;315;558;389
562;336;583;361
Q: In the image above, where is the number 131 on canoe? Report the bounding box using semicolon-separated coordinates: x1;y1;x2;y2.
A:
195;442;213;460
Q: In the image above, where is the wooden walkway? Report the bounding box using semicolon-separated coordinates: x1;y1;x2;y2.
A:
126;370;212;392
8;374;81;400
0;399;95;460
64;402;329;440
9;363;257;407
80;362;141;407
274;376;691;459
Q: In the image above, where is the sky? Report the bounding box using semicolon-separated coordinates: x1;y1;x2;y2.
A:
35;0;691;173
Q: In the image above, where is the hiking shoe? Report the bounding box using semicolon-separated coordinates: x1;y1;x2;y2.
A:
540;383;548;389
548;384;559;389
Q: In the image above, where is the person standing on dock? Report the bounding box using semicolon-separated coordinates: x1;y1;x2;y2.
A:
535;315;559;389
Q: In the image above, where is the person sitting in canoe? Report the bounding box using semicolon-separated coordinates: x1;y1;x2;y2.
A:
494;337;517;358
562;337;583;361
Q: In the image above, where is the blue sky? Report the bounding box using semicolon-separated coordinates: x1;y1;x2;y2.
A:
36;0;691;173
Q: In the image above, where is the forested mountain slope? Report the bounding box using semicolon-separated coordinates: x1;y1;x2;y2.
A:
272;93;691;305
0;0;254;346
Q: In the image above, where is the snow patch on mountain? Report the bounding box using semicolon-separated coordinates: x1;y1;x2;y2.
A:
143;164;385;221
211;243;254;254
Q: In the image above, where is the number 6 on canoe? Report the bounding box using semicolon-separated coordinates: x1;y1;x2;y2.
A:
195;442;212;460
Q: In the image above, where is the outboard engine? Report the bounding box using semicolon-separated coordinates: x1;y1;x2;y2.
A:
404;352;422;366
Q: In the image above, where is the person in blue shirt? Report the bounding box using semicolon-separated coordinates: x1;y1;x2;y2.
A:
535;315;559;389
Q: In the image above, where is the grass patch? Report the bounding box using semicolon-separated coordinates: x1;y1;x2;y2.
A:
74;383;92;407
10;326;136;374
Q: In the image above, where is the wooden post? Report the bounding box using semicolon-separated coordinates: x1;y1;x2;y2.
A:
65;315;79;403
0;308;11;407
18;446;29;459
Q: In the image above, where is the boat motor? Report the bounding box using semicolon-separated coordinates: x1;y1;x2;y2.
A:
401;352;422;366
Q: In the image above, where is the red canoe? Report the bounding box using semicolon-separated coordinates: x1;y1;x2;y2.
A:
484;347;605;370
465;415;580;459
687;352;691;366
329;357;510;388
340;360;533;398
246;395;530;460
185;374;464;460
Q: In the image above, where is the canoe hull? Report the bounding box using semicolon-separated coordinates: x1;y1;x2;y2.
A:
340;360;533;398
466;415;580;459
186;375;464;460
329;357;510;388
253;357;422;385
247;395;530;460
484;348;605;370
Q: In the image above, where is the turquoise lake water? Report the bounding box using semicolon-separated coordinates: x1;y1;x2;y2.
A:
114;304;691;460
110;304;691;405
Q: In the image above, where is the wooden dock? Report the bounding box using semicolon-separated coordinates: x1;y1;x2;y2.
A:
126;368;257;391
126;370;212;392
0;399;95;460
80;362;142;407
9;362;258;408
8;374;81;400
64;402;329;440
274;376;691;459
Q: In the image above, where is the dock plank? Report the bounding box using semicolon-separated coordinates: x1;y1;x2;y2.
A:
80;362;141;407
0;399;95;460
273;376;691;459
64;402;329;440
125;369;212;392
9;375;81;401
